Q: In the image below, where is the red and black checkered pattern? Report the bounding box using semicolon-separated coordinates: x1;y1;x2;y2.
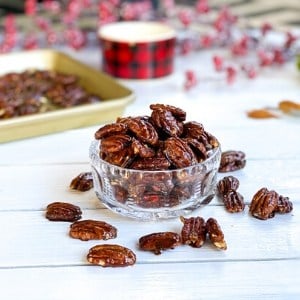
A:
101;38;176;79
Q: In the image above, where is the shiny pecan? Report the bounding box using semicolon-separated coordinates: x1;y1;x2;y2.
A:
249;187;279;220
222;190;245;213
94;122;127;139
150;108;184;137
182;121;204;139
150;103;186;121
101;145;135;168
100;134;131;154
206;218;227;250
131;138;156;158
163;137;197;168
217;176;240;195
218;150;246;173
130;157;171;170
69;219;117;241
87;244;136;267
184;138;207;161
180;216;206;248
70;172;93;192
275;195;293;214
139;232;181;255
46;202;82;222
126;117;159;146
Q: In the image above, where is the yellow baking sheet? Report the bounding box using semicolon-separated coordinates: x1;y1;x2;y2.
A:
0;49;135;143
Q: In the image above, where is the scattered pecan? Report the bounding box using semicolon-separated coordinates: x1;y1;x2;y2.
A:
275;195;293;214
278;100;300;114
218;150;246;173
249;187;279;220
139;232;181;255
87;244;136;267
222;190;245;213
180;216;206;248
70;172;93;192
69;219;117;241
247;109;278;119
45;202;82;222
206;217;227;250
217;176;240;195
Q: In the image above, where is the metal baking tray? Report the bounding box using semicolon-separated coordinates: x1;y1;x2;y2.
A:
0;49;135;143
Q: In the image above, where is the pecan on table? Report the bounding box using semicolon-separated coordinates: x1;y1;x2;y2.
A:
249;187;279;220
222;190;245;213
70;172;93;192
45;202;82;222
275;195;293;214
139;232;181;255
87;244;136;267
180;216;206;248
217;176;240;195
218;150;246;173
206;218;227;250
69;220;117;241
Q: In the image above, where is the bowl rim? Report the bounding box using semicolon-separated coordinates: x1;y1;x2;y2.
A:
90;139;221;174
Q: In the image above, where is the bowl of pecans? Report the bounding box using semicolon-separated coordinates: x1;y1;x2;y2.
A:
89;104;221;220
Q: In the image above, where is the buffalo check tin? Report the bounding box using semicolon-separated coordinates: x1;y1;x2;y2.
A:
99;21;176;79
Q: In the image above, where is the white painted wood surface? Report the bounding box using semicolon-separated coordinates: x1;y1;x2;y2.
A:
1;45;300;300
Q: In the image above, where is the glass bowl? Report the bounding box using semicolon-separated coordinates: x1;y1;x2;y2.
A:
89;140;221;221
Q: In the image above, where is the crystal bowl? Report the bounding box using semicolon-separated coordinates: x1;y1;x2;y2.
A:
89;140;221;221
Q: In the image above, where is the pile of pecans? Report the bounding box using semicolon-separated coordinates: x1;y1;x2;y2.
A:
93;103;220;209
0;70;102;119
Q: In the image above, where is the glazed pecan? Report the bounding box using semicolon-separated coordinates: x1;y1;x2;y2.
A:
100;134;131;154
70;172;93;192
184;138;207;161
139;232;181;255
222;190;245;213
150;103;186;121
130;157;171;170
46;202;82;222
87;244;136;267
249;187;279;220
206;218;227;250
69;219;117;241
131;138;156;158
217;176;240;195
163;137;197;168
275;195;293;214
218;150;246;173
182;121;204;139
180;216;206;248
94;122;127;140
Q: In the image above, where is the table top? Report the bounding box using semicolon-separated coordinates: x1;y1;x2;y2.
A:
1;44;300;300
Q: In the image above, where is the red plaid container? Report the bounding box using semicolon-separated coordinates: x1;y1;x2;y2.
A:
99;22;176;79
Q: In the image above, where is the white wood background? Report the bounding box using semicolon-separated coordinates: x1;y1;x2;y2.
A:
1;36;300;299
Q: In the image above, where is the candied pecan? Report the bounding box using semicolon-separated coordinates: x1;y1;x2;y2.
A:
180;216;206;248
69;219;117;241
184;137;207;161
139;232;181;255
131;138;156;158
101;146;135;168
126;117;159;146
206;218;227;250
222;190;245;213
217;176;240;195
46;202;82;222
163;137;197;168
70;172;93;192
275;195;293;214
150;108;184;137
94;123;127;140
218;150;246;173
249;187;279;220
112;185;128;203
100;134;131;154
87;244;136;267
130;157;171;170
150;103;186;121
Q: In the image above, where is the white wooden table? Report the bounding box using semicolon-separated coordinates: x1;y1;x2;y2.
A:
1;45;300;299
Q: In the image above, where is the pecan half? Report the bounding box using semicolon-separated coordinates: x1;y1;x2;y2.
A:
222;190;245;213
139;232;181;255
218;150;246;173
206;218;227;250
150;103;186;121
45;202;82;222
69;219;117;241
275;195;293;214
87;244;136;267
180;216;206;248
217;176;240;195
70;172;93;192
249;187;279;220
94;122;127;140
